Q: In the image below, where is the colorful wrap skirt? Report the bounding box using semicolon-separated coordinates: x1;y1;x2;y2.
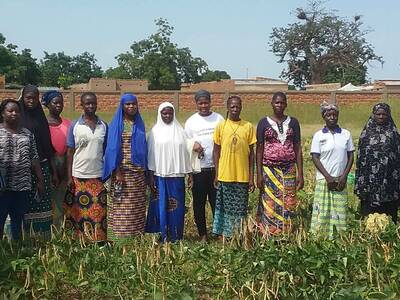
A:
24;161;52;238
310;179;347;238
212;182;249;237
256;164;298;236
145;176;185;242
64;177;107;241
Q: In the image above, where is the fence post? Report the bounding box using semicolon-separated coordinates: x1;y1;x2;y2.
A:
330;91;337;105
174;92;179;112
70;91;75;112
224;91;230;105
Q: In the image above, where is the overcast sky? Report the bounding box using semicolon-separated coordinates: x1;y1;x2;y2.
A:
1;0;398;82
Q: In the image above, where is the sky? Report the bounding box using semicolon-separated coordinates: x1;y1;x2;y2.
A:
0;0;399;82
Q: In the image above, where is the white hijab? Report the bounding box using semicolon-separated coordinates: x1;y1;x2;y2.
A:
148;102;194;177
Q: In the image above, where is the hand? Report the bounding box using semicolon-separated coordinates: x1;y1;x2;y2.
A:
325;175;337;191
336;175;347;192
148;176;157;199
115;170;124;185
213;177;219;189
187;174;193;189
248;180;255;193
193;142;204;154
296;174;304;191
37;179;45;196
52;173;60;188
66;177;74;191
256;173;264;191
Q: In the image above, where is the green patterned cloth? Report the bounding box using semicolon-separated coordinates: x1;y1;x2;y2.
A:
310;179;348;238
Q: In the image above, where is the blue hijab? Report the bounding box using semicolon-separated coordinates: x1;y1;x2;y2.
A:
102;93;147;181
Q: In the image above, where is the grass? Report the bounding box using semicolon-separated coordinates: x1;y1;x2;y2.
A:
1;99;400;299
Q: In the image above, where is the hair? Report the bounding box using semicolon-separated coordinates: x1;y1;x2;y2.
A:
272;91;287;102
80;92;97;103
0;99;20;123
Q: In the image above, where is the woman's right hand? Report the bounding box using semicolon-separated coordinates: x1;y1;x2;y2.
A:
325;175;337;191
213;177;219;189
256;174;264;191
66;177;74;191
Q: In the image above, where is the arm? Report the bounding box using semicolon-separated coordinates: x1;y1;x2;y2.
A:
294;143;304;191
256;142;264;191
336;151;354;191
32;160;44;195
248;144;255;193
66;147;75;189
213;143;221;189
49;157;59;187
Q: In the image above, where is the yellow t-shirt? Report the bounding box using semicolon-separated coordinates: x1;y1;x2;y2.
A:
213;119;257;183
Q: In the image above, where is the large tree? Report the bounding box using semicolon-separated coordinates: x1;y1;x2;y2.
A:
40;51;103;88
0;33;41;85
112;18;209;90
269;1;383;88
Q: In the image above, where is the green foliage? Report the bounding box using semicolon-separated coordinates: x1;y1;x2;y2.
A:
114;18;229;90
269;1;383;88
0;34;41;85
40;51;103;88
200;70;231;82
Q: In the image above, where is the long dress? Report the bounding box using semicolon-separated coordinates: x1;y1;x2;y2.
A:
256;116;300;236
107;129;147;242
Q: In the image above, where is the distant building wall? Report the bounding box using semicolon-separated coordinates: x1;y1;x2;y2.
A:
305;83;341;91
1;89;399;112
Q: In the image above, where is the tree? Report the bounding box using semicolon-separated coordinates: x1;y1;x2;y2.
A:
269;1;383;88
200;70;231;82
114;18;208;90
40;51;103;88
0;33;41;85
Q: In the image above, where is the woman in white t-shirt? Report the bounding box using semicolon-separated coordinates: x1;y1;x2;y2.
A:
184;90;223;241
310;101;354;238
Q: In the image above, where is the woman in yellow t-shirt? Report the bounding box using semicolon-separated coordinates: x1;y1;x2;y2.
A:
212;95;256;238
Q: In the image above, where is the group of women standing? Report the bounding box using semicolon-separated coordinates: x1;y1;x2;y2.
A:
0;86;399;242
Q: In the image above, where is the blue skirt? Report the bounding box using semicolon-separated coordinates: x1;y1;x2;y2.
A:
145;176;185;242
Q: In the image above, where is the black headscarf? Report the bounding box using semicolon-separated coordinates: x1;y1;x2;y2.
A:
355;103;400;206
19;85;54;160
194;89;211;102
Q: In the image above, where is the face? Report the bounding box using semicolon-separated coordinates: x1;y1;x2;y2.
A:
271;96;287;115
228;98;242;119
323;110;339;128
23;91;39;110
2;102;20;124
161;107;174;124
48;96;64;116
123;100;138;117
81;95;97;115
374;108;389;125
196;97;211;116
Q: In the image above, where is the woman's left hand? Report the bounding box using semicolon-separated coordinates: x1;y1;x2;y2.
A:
248;180;255;193
52;173;60;188
336;175;347;192
296;175;304;191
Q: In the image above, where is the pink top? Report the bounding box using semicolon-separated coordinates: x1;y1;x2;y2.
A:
49;118;71;156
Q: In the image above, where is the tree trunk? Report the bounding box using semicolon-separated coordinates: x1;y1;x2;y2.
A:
310;63;326;84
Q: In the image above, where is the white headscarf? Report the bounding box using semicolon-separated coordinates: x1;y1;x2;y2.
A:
148;102;194;177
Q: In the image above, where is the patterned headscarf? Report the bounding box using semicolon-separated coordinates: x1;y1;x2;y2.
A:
355;103;400;206
194;89;211;102
41;90;63;106
320;101;339;117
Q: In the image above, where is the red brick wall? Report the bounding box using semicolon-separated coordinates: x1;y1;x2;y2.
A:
1;89;399;112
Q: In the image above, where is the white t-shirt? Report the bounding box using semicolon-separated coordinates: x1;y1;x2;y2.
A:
185;112;224;168
310;127;355;180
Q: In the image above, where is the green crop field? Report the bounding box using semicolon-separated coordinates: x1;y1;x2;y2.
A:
1;100;400;299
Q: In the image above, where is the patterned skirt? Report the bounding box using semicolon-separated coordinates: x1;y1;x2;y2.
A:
256;164;298;236
212;182;249;237
64;177;107;241
108;167;147;242
24;161;52;238
310;179;347;238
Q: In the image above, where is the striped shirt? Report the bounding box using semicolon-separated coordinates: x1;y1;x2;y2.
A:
0;126;39;191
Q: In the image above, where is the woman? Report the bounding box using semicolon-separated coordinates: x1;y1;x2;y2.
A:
355;103;400;223
42;91;71;228
19;85;58;237
0;99;44;240
103;93;148;242
146;102;194;242
310;102;354;237
66;92;108;241
256;92;303;236
212;95;256;238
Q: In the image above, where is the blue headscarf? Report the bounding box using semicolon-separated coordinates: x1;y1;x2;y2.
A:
102;93;148;181
41;90;63;106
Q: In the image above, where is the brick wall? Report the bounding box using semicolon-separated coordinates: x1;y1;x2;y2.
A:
1;89;399;112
